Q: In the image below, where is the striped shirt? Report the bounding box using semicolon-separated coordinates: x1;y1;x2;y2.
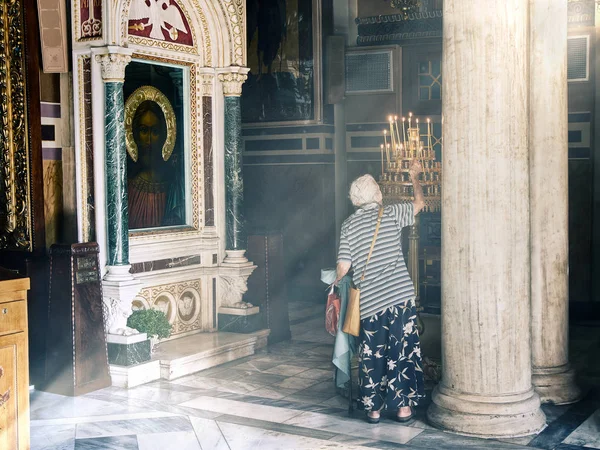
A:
337;202;415;319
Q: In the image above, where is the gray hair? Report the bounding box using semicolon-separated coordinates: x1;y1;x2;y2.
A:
349;174;382;207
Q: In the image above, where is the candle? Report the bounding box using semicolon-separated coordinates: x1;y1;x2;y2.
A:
383;129;389;152
386;143;391;167
388;116;396;151
401;117;407;144
427;118;432;153
393;118;402;155
380;144;384;176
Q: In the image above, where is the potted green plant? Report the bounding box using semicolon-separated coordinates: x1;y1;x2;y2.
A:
126;309;172;352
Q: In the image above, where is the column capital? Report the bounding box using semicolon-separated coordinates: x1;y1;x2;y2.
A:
217;67;250;96
199;71;215;96
94;46;133;83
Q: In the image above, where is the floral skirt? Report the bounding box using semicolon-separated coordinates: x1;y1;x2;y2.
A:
358;299;425;411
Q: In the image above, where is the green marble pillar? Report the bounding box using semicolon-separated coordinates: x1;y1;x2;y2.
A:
105;82;129;265
224;96;245;250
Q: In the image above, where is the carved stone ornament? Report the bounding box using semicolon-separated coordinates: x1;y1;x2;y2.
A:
102;296;138;335
219;274;250;307
95;53;132;83
200;73;214;96
218;70;249;96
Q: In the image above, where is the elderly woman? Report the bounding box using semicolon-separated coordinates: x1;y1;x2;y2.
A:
335;161;425;424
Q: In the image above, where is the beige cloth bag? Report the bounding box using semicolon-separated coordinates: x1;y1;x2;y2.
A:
342;207;383;337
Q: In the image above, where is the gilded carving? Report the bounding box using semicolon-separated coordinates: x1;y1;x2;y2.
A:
128;36;198;55
124;86;177;162
0;0;33;251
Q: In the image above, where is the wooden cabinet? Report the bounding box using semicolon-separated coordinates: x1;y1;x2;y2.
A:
0;271;30;450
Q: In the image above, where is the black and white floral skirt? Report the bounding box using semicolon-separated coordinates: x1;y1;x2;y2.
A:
358;299;425;412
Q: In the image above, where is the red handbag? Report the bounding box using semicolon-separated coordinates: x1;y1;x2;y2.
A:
325;285;341;336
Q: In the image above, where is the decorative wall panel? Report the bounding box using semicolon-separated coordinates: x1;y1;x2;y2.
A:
77;0;102;40
132;279;208;336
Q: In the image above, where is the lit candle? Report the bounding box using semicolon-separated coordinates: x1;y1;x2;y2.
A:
401;117;407;144
388;116;396;150
408;112;412;129
383;129;389;152
380;144;384;176
427;118;432;152
386;143;391;167
393;117;402;154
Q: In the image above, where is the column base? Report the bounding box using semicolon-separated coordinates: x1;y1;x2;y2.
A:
427;384;546;438
223;249;248;265
533;364;581;405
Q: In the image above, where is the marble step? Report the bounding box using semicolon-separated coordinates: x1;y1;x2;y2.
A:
152;329;270;381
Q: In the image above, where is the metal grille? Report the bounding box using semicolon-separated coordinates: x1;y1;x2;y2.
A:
345;51;392;93
567;36;588;81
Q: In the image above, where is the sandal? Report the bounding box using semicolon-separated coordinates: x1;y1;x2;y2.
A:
395;406;414;423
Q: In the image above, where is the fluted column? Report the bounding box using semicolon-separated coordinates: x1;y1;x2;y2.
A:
426;0;546;438
218;67;249;258
530;0;581;405
96;47;132;279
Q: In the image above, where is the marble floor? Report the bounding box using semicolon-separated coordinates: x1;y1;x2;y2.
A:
31;301;600;450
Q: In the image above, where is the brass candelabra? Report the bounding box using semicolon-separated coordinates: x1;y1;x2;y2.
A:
378;112;441;212
378;112;442;335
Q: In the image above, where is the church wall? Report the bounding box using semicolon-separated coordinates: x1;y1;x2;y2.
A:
566;13;596;310
242;0;336;303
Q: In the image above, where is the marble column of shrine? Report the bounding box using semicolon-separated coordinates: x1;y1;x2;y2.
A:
529;0;581;405
426;0;546;437
95;47;133;280
218;67;250;262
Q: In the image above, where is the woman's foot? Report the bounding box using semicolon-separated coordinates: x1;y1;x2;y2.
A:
395;406;414;423
365;410;381;424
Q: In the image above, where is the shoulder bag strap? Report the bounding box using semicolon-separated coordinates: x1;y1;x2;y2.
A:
360;207;384;283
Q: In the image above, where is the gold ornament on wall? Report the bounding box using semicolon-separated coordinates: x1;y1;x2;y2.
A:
124;85;177;162
0;0;33;251
390;0;421;18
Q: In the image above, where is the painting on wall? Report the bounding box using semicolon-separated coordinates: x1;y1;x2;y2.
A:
123;60;187;230
242;0;321;124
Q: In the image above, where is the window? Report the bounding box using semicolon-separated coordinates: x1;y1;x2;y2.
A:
345;50;393;94
567;36;589;82
418;60;441;100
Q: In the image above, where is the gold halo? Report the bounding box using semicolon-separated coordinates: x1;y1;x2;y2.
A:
124;86;177;162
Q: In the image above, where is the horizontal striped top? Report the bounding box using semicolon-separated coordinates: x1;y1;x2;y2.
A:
337;202;415;319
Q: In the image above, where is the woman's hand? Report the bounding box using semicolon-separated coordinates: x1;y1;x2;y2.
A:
408;159;423;179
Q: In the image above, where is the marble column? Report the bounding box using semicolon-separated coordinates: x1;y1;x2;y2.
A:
426;0;546;438
530;0;581;405
218;68;249;256
95;49;132;278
